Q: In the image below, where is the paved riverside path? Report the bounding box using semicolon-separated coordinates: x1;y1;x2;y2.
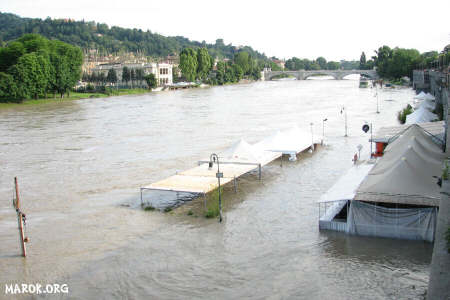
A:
427;180;450;300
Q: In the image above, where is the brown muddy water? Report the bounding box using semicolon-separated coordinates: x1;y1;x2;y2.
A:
0;77;431;299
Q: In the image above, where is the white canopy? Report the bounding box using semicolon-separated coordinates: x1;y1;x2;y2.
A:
414;98;435;111
405;105;438;125
254;125;320;155
371;121;444;143
414;91;435;101
414;91;427;100
425;92;436;100
318;163;374;203
200;139;281;166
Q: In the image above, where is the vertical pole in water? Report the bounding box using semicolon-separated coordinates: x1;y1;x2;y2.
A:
233;176;237;193
218;178;222;223
345;108;348;137
258;164;261;180
370;123;373;158
140;188;143;207
280;155;283;167
14;177;26;257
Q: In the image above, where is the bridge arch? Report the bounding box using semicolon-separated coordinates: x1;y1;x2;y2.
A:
304;73;338;80
263;69;378;81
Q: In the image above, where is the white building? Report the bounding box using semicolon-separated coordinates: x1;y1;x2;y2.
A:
91;62;173;87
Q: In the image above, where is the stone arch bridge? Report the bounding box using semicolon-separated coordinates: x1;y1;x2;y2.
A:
263;69;378;81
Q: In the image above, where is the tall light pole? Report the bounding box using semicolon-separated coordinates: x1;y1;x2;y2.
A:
341;106;348;137
322;118;328;145
209;153;223;222
375;88;380;114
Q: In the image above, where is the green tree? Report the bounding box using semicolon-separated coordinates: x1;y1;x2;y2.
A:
106;68;118;86
316;57;327;69
135;68;144;86
0;41;25;72
130;68;136;88
144;73;157;89
9;52;48;99
215;61;225;85
232;64;244;81
196;47;212;80
49;39;83;97
179;48;197;81
0;72;18;102
234;51;251;74
122;66;130;87
172;65;179;83
373;45;393;78
327;61;340;70
359;52;367;69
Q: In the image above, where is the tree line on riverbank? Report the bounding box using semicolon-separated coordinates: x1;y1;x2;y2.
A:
371;45;450;79
80;67;156;92
179;48;262;85
0;34;82;102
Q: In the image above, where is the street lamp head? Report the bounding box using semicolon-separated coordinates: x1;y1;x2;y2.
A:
323;118;328;122
209;153;218;169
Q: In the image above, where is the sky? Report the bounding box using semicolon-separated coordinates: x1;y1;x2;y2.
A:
1;0;449;61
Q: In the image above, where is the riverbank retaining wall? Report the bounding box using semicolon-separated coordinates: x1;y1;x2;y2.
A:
413;69;449;152
415;68;450;299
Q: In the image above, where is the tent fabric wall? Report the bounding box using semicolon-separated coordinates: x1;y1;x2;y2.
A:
347;201;437;242
355;125;444;207
405;106;438;125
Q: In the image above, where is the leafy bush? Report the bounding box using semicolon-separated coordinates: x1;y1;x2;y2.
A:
144;205;155;211
397;104;413;124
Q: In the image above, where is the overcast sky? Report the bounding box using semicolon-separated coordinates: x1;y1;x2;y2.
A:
1;0;449;61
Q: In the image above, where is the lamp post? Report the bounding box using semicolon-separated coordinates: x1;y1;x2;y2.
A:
340;106;348;137
362;122;372;157
209;153;223;222
322;118;328;145
375;88;380;114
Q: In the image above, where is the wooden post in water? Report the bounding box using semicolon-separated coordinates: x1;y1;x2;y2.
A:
14;177;27;257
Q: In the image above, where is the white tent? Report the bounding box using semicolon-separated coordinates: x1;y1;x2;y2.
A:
414;91;427;100
254;126;320;160
355;125;444;206
414;98;435;111
425;92;436;100
414;91;435;101
349;125;443;241
318;163;374;223
405;105;438;125
213;139;281;166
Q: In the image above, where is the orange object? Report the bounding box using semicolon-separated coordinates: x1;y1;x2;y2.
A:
373;142;386;157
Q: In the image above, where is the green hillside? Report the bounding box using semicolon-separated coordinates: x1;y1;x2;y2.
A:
0;12;266;60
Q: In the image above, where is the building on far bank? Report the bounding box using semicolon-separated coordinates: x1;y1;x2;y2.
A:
91;62;173;87
271;59;285;70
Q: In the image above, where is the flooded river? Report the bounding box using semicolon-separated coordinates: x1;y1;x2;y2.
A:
0;77;432;299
